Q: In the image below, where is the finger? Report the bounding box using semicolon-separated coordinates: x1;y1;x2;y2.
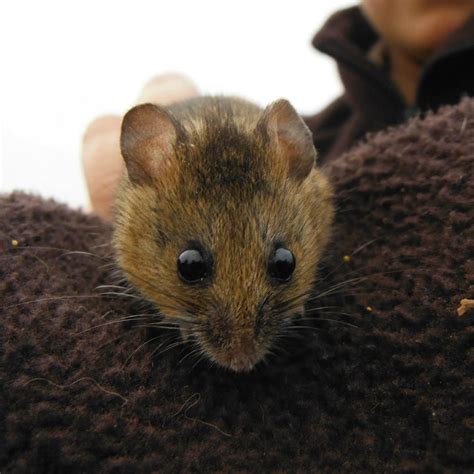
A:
82;115;123;221
137;72;199;105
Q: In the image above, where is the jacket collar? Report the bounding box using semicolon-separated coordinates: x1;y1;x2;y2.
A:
312;6;474;123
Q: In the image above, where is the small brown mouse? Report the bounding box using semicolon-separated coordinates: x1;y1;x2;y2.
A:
113;96;334;372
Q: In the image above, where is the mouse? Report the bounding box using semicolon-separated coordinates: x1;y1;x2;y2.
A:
113;96;334;372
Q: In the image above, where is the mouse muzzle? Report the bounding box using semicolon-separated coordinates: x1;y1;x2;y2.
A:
212;336;262;372
196;305;269;372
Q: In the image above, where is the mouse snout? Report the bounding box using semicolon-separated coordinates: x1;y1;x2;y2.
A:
228;354;260;372
203;319;264;371
198;301;272;371
214;341;262;372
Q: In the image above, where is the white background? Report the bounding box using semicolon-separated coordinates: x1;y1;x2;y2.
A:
1;0;355;210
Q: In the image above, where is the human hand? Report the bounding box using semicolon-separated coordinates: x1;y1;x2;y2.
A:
82;73;199;220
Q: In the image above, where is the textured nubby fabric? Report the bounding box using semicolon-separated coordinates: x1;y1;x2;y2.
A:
1;99;473;472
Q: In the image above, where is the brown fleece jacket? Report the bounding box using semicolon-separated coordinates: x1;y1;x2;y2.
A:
305;6;474;164
1;98;473;472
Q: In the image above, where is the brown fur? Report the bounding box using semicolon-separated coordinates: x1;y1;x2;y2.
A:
114;96;334;371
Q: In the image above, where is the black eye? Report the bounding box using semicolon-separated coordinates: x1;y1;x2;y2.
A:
177;249;208;283
268;247;296;282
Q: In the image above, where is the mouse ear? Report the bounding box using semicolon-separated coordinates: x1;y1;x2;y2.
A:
261;99;317;181
120;103;180;185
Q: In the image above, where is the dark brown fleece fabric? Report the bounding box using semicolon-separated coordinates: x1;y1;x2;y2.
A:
1;99;473;473
304;6;474;164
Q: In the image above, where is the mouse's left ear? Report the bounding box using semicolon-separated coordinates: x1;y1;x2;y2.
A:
120;103;182;185
260;99;317;181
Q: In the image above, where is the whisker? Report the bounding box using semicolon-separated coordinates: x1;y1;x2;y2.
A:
3;245;110;261
270;288;313;313
310;318;360;329
177;346;204;366
318;238;380;284
149;334;180;358
77;314;161;335
2;294;107;310
296;311;359;321
95;284;133;292
135;324;181;331
95;285;199;321
96;326;145;351
118;266;208;312
189;351;209;372
122;335;164;367
320;259;416;290
98;291;143;300
151;338;189;359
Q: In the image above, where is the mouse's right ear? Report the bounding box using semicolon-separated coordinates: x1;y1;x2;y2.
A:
120;103;181;185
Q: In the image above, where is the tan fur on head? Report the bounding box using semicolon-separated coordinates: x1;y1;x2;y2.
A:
114;96;334;372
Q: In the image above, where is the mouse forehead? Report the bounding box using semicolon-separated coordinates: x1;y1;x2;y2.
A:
170;187;301;269
176;117;280;199
157;119;303;253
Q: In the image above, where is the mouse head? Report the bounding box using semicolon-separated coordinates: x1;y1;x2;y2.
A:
114;98;333;372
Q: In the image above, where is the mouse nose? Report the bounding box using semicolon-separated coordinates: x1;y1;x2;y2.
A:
228;354;259;372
